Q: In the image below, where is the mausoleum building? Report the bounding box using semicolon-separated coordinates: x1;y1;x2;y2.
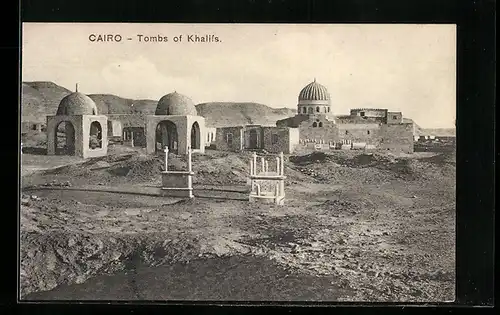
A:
46;85;108;158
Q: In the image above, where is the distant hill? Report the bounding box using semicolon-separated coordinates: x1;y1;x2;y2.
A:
87;94;157;115
21;82;72;122
20;81;296;127
418;128;456;137
20;81;453;136
196;102;296;127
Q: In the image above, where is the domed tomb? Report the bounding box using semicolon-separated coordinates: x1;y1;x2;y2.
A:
146;91;206;155
155;92;198;116
47;85;108;159
297;79;331;115
56;92;98;116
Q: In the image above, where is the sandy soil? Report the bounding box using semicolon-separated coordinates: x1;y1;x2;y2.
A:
19;145;456;302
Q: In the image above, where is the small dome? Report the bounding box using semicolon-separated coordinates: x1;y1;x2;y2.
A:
298;79;330;101
56;92;98;116
155;92;198;116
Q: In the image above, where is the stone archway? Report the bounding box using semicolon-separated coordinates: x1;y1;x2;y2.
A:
191;121;201;150
89;121;103;149
55;121;75;155
156;120;178;154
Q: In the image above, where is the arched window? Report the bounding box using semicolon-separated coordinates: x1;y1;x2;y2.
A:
308;107;313;114
312;122;317;127
327;107;330;112
367;130;370;135
191;122;201;149
155;120;178;153
316;106;320;112
345;130;348;135
89;121;102;149
302;107;307;114
318;122;323;127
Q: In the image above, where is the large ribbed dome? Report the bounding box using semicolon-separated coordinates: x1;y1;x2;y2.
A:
298;79;330;101
155;92;198;116
56;92;98;116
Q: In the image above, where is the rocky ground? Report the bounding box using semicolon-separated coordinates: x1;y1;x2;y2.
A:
20;144;456;302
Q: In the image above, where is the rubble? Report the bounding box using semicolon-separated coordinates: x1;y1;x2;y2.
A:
19;149;455;302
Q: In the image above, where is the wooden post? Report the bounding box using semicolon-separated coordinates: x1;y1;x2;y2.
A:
163;147;169;171
260;156;265;174
276;157;280;175
265;160;269;173
249;159;253;176
130;131;134;147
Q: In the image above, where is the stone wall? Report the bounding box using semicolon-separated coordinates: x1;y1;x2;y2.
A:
298;116;338;143
106;114;147;127
387;112;403;124
215;126;244;152
336;123;381;145
350;108;388;118
82;115;108;158
243;125;264;149
379;123;414;153
107;120;123;137
262;127;295;154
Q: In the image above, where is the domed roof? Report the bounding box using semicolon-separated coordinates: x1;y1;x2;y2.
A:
56;92;98;116
298;79;330;101
155;92;198;116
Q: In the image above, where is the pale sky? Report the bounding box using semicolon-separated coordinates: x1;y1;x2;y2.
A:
22;23;456;128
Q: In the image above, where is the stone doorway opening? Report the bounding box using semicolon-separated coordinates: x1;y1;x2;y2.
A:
156;120;178;154
55;121;75;155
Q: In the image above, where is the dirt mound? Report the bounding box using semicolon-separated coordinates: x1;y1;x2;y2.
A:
289;152;331;165
20;231;202;297
288;152;432;183
194;154;250;185
418;151;456;165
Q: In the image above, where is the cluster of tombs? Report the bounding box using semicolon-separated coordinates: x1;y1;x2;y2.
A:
44;79;415;159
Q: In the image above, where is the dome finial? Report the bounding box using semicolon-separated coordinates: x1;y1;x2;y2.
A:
76;83;78;92
314;77;316;82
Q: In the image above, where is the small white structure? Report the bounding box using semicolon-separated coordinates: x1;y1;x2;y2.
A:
160;146;194;198
248;152;286;205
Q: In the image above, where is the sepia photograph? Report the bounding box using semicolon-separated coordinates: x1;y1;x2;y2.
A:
19;23;457;302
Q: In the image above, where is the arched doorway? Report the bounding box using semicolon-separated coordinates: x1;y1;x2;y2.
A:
249;129;259;149
89;121;103;149
55;121;75;155
156;120;178;154
191;122;201;149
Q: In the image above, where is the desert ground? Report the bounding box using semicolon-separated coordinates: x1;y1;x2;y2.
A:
19;133;456;302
